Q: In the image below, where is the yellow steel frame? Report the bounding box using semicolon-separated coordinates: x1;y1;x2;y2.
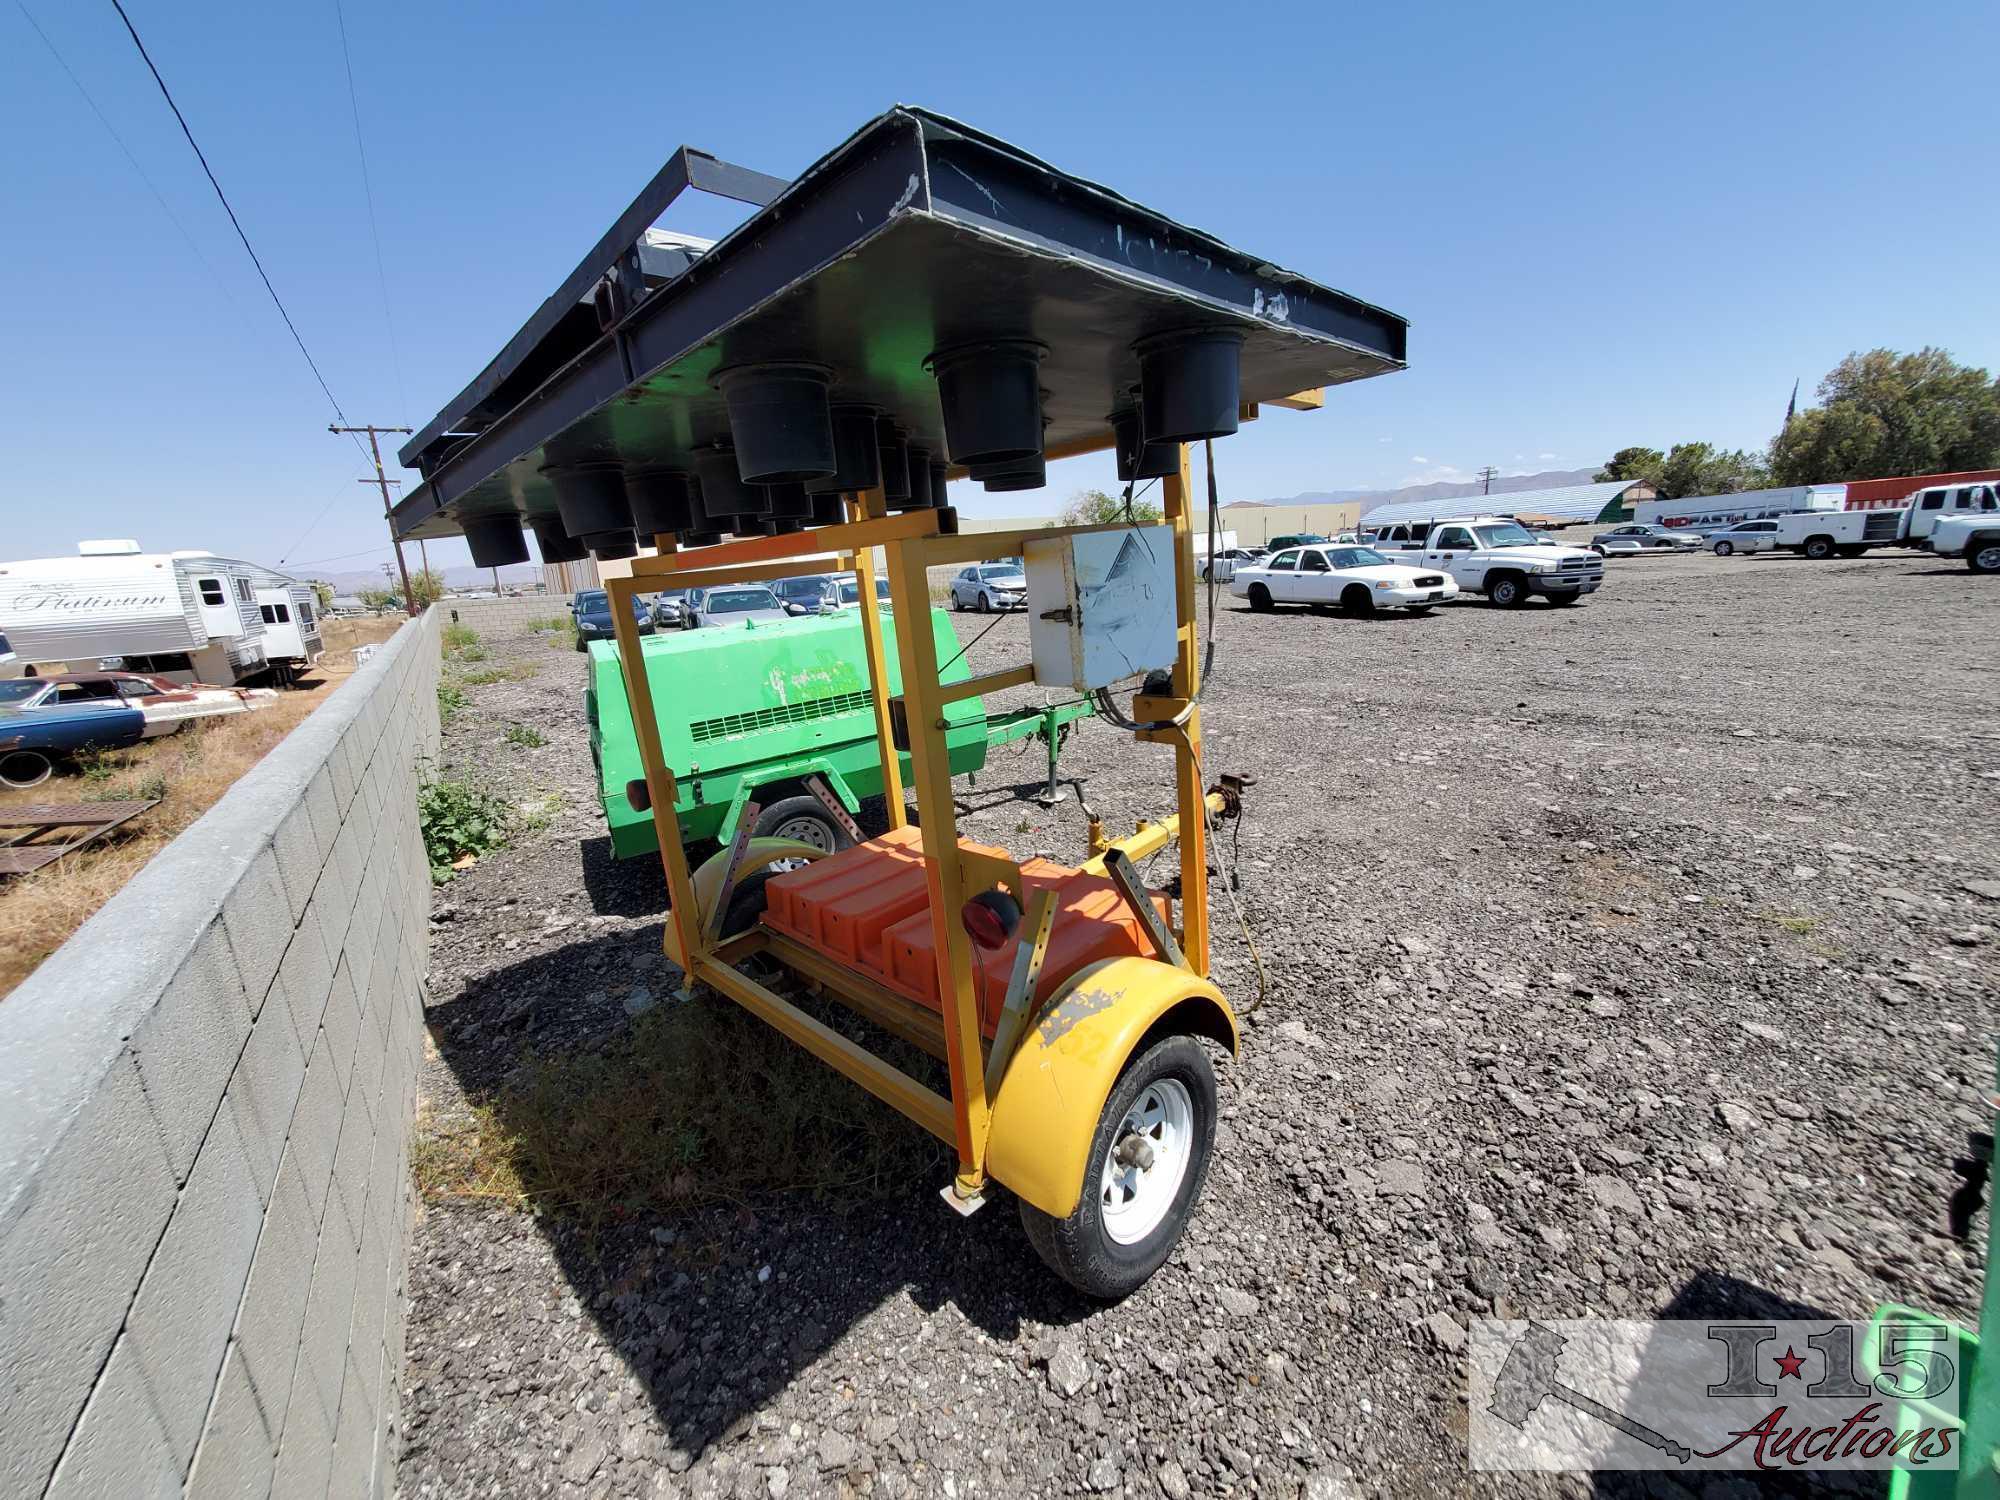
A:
601;430;1221;1200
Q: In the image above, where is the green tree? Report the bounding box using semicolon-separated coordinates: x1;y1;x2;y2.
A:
1058;487;1163;527
1655;442;1766;499
1595;447;1664;485
356;587;399;611
307;579;334;612
1769;347;2000;485
408;567;449;609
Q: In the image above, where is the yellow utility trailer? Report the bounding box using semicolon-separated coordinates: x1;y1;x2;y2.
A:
388;106;1408;1294
605;448;1251;1296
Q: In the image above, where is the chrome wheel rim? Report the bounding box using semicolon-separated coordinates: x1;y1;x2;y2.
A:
771;814;835;852
1100;1078;1194;1245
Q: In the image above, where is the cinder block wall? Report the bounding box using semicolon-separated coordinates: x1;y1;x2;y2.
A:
0;607;442;1499
438;593;572;635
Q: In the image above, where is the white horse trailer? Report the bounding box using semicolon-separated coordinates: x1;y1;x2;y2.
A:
0;540;279;686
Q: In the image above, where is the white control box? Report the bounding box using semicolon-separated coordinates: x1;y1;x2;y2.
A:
1023;525;1178;691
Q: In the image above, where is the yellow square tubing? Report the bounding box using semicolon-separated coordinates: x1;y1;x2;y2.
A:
880;529;993;1193
847;489;906;830
605;571;705;968
1161;446;1211;976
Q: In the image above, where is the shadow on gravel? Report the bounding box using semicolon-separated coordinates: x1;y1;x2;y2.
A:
423;924;1095;1467
1586;1270;1889;1500
579;834;671;916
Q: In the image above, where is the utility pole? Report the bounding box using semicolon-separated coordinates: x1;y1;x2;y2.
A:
331;424;416;616
1477;465;1499;496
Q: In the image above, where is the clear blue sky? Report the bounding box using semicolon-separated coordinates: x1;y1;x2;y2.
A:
5;0;1996;579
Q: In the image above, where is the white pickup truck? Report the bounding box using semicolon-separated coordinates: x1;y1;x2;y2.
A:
1368;516;1605;607
1712;481;1999;559
1930;513;2000;573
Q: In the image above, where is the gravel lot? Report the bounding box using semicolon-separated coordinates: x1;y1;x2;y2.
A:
401;548;1998;1499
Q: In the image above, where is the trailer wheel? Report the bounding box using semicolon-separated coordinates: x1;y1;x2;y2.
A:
1247;584;1274;613
1803;536;1836;560
1017;1034;1217;1300
1970;540;2000;574
0;749;53;790
753;796;854;862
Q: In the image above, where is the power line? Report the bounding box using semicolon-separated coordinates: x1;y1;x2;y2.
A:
13;0;241;315
332;0;406;418
107;0;367;464
285;543;395;570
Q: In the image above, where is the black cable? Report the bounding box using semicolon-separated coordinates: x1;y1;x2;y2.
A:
332;0;406;418
937;606;1013;677
15;0;240;314
108;0;366;461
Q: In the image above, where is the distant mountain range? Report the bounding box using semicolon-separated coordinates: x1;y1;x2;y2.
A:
316;563;543;594
1227;467;1602;514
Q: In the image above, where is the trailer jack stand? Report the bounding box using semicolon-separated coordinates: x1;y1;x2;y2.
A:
940;1175;988;1217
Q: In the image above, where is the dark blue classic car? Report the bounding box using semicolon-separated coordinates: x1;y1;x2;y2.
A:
0;679;145;789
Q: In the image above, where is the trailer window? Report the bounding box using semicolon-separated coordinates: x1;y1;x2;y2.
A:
198;577;224;606
235;578;253;602
272;603;290;623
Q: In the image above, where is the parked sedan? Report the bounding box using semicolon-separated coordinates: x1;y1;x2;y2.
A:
1710;520;1782;556
573;588;654;648
3;672;275;737
1199;547;1265;583
771;575;838;616
1231;544;1459;614
686;584;791;628
1590;523;1702;555
648;590;689;629
826;575;892;611
0;690;146;789
949;561;1027;612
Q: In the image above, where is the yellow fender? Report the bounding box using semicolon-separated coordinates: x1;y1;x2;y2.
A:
668;838;827;964
985;955;1238;1220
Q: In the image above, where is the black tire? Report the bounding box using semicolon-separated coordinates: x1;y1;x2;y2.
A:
975;591;991;614
1837;545;1866;558
1247;584;1274;613
1548;591;1582;607
1340;584;1374;615
1017;1033;1218;1299
952;589;965;612
1713;540;1734;557
751;795;854;856
718;870;775;939
1589;544;1606;557
1970;540;2000;574
1804;536;1836;560
0;748;53;790
574;636;586;652
1487;573;1529;608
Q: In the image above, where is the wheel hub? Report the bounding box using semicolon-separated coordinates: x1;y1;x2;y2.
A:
1099;1078;1194;1245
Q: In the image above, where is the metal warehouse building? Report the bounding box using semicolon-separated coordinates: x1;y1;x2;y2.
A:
1360;479;1655;529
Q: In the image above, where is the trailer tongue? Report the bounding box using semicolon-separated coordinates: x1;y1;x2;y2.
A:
392;106;1407;1295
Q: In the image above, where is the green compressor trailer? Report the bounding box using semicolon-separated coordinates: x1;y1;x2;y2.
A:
586;607;1091;858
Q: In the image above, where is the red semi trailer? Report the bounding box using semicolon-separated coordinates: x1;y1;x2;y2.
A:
1843;467;2000;510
